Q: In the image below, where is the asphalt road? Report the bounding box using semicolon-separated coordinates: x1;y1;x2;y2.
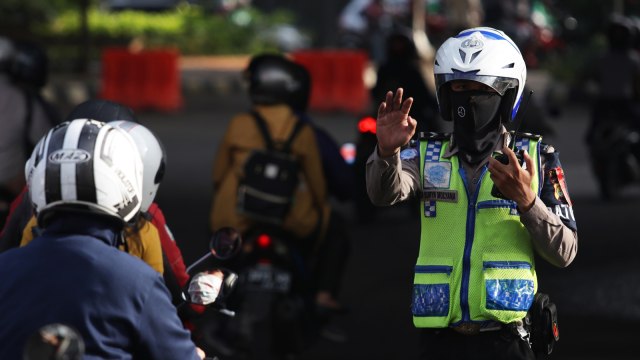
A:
138;87;640;360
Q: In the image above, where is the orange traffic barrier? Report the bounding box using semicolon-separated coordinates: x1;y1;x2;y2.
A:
291;50;370;114
100;48;182;112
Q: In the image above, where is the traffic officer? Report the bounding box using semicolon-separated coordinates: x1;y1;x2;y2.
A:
366;27;578;359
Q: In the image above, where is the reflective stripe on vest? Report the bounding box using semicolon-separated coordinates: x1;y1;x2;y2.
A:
412;137;542;328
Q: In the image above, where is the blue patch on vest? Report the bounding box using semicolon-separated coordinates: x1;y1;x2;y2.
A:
400;148;419;160
424;163;452;189
485;279;534;311
412;284;450;317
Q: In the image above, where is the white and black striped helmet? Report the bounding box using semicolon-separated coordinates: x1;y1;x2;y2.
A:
26;119;143;225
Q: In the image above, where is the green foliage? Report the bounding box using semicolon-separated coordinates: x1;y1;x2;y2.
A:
41;4;295;55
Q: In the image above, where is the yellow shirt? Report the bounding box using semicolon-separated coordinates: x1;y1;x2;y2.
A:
20;215;164;274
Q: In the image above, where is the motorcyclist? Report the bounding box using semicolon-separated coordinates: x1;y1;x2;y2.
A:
585;14;640;142
10;40;62;130
209;53;345;312
1;99;190;305
288;59;356;203
0;119;204;359
286;58;352;317
0;99;139;252
582;15;640;198
0;36;53;229
372;29;443;134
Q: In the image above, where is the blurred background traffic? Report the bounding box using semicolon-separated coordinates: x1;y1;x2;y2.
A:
2;1;640;359
0;0;635;113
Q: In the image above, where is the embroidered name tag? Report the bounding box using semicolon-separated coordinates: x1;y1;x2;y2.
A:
424;162;452;189
423;190;458;202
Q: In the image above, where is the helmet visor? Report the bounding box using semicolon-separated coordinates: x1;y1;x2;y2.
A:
435;73;519;96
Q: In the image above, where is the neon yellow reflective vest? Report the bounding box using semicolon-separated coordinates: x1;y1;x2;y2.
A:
412;134;542;328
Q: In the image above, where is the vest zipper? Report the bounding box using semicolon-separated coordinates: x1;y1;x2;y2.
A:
459;165;488;323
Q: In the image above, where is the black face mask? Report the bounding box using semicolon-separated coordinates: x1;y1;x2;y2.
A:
450;90;503;164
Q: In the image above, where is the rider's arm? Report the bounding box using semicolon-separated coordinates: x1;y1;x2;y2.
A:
365;145;420;206
520;147;578;268
136;275;202;359
147;203;189;289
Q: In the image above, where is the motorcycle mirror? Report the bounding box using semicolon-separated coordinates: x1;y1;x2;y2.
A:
209;227;242;260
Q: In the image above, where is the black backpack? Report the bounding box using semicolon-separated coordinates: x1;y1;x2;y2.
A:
237;111;306;225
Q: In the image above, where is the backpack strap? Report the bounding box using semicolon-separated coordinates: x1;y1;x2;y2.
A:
250;110;306;153
282;118;305;153
250;110;275;150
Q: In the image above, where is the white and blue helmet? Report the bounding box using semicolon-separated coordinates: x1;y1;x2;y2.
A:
434;27;527;122
110;121;166;212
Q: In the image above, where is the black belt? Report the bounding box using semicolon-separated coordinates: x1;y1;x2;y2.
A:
450;321;504;335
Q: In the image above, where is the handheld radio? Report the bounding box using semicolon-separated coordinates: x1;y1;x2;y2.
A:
491;90;534;199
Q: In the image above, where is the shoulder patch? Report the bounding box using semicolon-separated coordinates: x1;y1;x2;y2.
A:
400;148;419;160
419;131;451;141
540;142;556;154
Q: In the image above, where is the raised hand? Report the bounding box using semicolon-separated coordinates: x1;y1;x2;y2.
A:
376;88;417;157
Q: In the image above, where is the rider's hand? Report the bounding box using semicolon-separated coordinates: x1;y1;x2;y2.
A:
376;88;417;157
488;146;536;212
187;270;224;306
196;347;206;359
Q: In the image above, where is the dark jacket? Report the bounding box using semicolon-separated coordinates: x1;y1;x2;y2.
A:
299;112;355;202
0;185;30;252
0;213;200;360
